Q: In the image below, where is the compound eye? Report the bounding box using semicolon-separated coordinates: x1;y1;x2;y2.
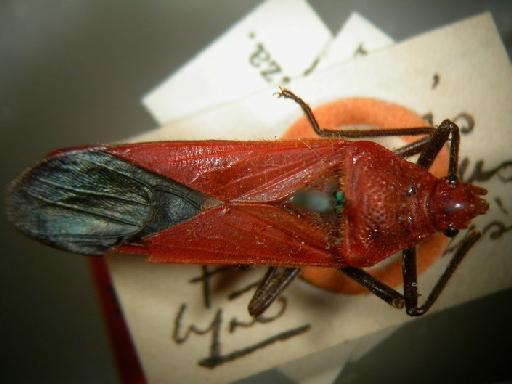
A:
447;174;458;187
443;227;459;238
406;185;417;196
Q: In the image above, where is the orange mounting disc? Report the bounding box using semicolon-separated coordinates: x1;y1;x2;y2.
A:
281;97;449;294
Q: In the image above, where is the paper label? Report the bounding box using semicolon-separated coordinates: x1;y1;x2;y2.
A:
109;13;512;384
142;0;332;125
317;12;394;70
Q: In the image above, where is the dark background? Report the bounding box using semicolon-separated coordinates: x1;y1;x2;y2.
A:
1;1;511;383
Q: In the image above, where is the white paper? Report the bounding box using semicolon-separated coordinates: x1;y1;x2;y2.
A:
109;13;512;384
317;12;394;70
276;12;395;384
142;0;332;125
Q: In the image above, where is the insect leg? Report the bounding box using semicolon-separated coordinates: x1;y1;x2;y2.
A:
278;89;474;315
393;136;432;157
416;119;460;179
339;231;481;315
276;88;461;156
403;231;481;316
401;119;477;315
340;267;405;308
248;267;300;317
340;120;473;315
275;87;434;138
392;119;460;160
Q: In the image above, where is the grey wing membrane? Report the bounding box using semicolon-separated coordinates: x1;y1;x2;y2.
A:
7;149;206;255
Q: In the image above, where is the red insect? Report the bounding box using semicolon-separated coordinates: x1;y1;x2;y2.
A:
7;89;488;317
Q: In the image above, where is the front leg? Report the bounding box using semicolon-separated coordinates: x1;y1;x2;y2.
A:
402;231;481;316
342;119;481;315
338;230;480;316
275;87;434;138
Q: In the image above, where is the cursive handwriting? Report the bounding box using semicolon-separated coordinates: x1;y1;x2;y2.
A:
421;105;512;257
353;43;368;57
172;266;310;368
432;73;440;89
422;112;474;134
458;157;512;184
229;297;287;333
248;32;290;85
